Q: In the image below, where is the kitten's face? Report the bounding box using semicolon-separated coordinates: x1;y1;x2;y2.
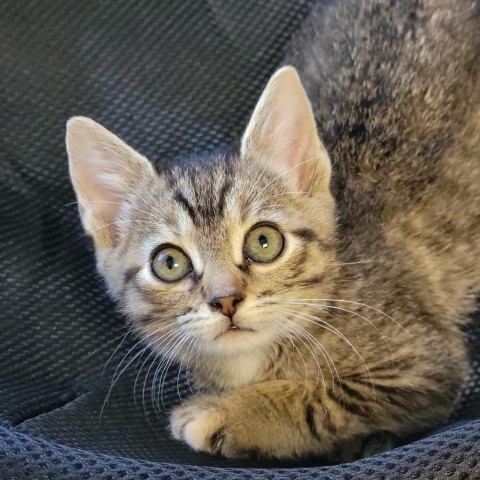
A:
100;158;335;357
66;67;336;361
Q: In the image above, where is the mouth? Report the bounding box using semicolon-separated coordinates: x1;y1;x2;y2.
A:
215;325;255;340
228;325;254;332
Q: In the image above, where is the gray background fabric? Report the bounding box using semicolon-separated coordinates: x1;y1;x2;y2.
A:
0;0;479;478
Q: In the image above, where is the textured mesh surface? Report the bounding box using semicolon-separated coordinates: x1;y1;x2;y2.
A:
0;0;479;478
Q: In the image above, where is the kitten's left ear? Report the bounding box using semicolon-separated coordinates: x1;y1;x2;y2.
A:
241;66;331;192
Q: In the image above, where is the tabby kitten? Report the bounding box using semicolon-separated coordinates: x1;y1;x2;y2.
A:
66;0;480;460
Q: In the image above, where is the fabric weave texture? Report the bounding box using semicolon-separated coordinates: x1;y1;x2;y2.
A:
0;1;479;478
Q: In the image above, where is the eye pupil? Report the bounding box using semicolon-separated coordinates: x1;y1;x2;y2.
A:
166;255;175;270
259;234;268;248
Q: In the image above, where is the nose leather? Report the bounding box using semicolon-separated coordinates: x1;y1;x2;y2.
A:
210;294;243;318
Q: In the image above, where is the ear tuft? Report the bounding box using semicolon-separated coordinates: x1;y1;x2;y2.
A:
66;116;155;247
241;66;331;192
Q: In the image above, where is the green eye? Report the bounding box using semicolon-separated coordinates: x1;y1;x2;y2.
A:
244;225;284;263
151;246;192;282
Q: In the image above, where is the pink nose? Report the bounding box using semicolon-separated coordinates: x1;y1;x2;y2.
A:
210;294;243;318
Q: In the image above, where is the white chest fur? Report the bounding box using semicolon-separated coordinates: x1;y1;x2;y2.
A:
202;349;268;392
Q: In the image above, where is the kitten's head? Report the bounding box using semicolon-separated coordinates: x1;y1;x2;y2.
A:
66;67;337;359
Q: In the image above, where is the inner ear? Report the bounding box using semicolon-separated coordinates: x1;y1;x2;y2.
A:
240;66;331;193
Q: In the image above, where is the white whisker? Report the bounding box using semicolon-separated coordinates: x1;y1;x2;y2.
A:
156;334;189;410
146;330;184;415
279;312;340;388
80;324;133;364
100;322;175;421
281;307;375;396
291;298;408;335
133;327;179;406
176;336;197;402
279;328;309;401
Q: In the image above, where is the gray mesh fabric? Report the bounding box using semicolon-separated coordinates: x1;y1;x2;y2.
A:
0;0;479;478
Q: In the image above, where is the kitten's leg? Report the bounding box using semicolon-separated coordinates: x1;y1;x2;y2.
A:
328;431;395;463
170;373;460;459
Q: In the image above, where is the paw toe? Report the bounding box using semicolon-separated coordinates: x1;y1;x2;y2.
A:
183;410;223;451
210;428;226;454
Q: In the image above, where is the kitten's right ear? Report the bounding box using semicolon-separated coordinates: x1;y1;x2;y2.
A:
66;117;155;248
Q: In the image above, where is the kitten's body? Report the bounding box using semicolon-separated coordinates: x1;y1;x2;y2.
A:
291;1;480;334
67;0;480;461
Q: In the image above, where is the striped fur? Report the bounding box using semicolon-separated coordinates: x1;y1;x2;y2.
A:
67;0;480;461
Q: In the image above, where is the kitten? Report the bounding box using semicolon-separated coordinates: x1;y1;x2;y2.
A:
66;0;480;461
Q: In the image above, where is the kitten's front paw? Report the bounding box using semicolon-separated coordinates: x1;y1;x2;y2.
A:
169;396;255;458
